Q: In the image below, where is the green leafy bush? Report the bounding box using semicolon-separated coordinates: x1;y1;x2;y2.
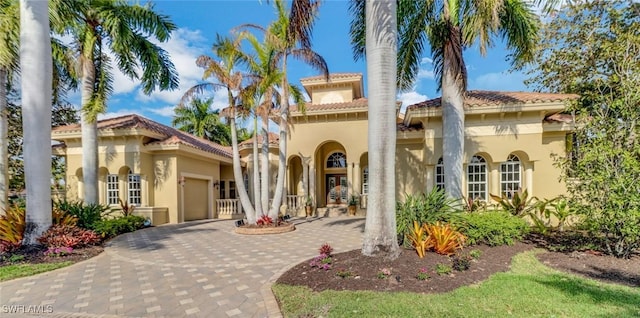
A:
55;200;112;230
93;215;146;238
454;211;529;246
396;188;461;247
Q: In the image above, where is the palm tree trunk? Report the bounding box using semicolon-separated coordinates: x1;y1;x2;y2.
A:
361;0;400;259
0;68;9;212
270;56;289;220
81;58;99;204
228;99;255;224
442;64;464;200
252;115;262;219
19;0;52;244
260;111;270;217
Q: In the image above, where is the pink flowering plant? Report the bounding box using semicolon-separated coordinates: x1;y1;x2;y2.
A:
310;243;333;270
377;267;392;279
44;246;73;257
416;267;430;281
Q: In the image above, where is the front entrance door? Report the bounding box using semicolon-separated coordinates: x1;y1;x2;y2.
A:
326;174;347;205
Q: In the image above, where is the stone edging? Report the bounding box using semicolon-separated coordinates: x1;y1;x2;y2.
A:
234;222;296;235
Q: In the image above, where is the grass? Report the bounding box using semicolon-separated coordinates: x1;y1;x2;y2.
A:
272;251;640;318
0;262;73;282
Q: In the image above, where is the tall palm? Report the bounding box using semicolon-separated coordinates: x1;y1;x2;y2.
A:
19;0;53;244
63;0;178;204
172;97;231;145
0;0;19;213
354;0;540;200
241;0;328;219
350;0;400;258
180;34;258;224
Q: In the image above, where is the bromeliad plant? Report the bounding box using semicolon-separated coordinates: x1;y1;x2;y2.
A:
310;243;333;270
0;204;26;253
424;222;466;256
256;214;274;226
490;189;538;216
405;220;432;258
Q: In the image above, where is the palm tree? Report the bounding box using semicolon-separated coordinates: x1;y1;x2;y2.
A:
172;97;231;145
349;0;400;258
180;34;258;224
19;0;53;244
63;0;178;204
240;0;328;220
0;0;19;213
353;0;540;200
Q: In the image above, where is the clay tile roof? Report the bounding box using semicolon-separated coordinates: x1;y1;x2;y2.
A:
52;114;232;158
239;132;279;146
544;113;574;124
300;72;362;82
407;90;579;110
290;98;368;113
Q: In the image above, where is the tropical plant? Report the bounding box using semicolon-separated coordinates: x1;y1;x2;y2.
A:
549;197;574;232
435;263;452;276
92;215;145;238
463;196;486;213
0;203;25;252
318;243;333;256
20;0;53;244
348;195;359;206
416;268;430;281
118;198;135;217
424;222;466;255
490;189;538;216
60;0;178;205
405;221;431;258
37;225;101;248
353;0;541;200
350;0;400;259
52;207;78;226
55;200;112;230
172;97;231;145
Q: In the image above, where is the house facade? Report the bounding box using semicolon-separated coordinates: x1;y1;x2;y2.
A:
52;72;577;224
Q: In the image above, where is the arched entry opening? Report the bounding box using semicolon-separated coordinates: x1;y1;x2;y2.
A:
314;141;347;207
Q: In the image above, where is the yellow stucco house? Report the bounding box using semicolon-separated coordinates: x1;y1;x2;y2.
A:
52;72;577;224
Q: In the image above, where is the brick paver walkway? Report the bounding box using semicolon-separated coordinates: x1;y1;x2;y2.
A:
0;217;365;318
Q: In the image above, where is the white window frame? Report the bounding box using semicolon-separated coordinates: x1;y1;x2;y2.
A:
435;157;444;191
106;174;119;205
362;166;368;195
467;155;488;201
501;154;521;199
127;173;141;206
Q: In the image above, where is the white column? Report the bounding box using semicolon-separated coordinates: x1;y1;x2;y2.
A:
309;163;316;206
347;162;354;197
354;163;361;195
425;165;434;192
302;156;310;197
526;164;533;195
491;167;500;197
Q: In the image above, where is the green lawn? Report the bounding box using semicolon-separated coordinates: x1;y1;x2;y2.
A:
0;262;72;282
273;251;640;318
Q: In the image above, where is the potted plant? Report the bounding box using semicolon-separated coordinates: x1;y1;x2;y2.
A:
348;195;359;216
305;196;314;217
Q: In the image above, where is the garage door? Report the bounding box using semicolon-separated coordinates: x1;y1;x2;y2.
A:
183;178;209;221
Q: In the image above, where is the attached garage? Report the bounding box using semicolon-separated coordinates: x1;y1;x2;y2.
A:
183;178;209;221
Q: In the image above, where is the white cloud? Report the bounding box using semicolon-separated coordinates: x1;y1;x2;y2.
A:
132;28;209;105
421;57;433;64
398;91;428;112
417;68;434;79
469;71;527;91
146;105;175;117
98;108;145;120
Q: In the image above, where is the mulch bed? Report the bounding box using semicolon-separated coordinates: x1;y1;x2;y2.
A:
277;240;640;293
0;245;103;267
277;243;534;293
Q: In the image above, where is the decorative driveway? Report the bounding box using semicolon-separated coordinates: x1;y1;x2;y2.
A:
0;217;365;318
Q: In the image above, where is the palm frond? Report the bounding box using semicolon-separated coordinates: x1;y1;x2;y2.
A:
348;0;366;61
499;0;540;70
397;0;433;91
288;0;320;48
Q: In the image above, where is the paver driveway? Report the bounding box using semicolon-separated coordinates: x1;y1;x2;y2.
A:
0;217;365;318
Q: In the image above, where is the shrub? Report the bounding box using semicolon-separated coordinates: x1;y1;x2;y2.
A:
92;215;145;238
435;263;452;276
451;253;472;271
396;188;461;247
469;249;482;260
0;204;26;253
256;214;273;226
405;221;432;258
37;225;101;248
454;211;529;246
52;207;78;226
309;253;332;270
55;200;112;230
490;189;538;216
423;222;465;255
319;243;333;256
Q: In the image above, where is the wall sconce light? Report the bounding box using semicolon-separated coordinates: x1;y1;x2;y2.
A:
178;176;185;186
213;180;220;189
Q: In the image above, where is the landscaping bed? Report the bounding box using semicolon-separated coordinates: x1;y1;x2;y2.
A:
0;245;103;267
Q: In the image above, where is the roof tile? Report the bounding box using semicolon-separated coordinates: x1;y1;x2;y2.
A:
52;114;232;158
407;90;579;110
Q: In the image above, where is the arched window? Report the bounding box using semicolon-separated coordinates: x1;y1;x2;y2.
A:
467;155;487;200
362;166;369;194
435;157;444;191
501;154;521;198
326;152;346;168
127;170;141;206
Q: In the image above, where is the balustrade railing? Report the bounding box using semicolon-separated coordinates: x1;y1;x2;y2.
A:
216;199;241;218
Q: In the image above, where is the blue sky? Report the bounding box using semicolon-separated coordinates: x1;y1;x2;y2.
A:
88;0;532;126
